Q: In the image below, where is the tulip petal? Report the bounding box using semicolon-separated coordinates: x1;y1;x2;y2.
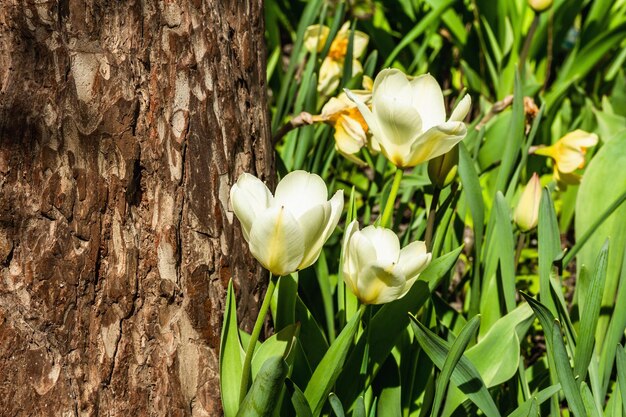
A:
345;88;383;141
230;173;273;241
335;116;367;155
274;170;329;218
448;94;472;122
352;31;370;58
249;205;305;276
553;148;585;173
409;73;446;130
342;220;360;295
561;130;599;149
296;203;329;269
406;121;467;167
359;225;401;265
303;25;329;53
357;264;406;304
372;69;423;147
397;276;419;299
318;58;343;97
397;241;431;279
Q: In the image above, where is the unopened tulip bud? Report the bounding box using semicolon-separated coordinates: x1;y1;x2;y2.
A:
528;0;552;12
428;145;459;188
514;173;542;232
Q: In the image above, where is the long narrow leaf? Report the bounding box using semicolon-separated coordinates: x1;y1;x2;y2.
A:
220;280;245;417
409;316;501;417
305;307;364;417
551;320;586;416
431;315;481;417
574;240;609;381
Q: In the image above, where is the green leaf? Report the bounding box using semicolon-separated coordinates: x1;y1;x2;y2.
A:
376;356;402;417
576;131;626;352
329;393;346;417
220;280;245;417
352;397;365;417
305;307;364;417
546;21;626;109
458;143;484;316
295;295;329;371
506;384;561;417
432;315;481;417
383;0;456;67
581;381;603;417
237;356;289;417
409;316;501;417
617;345;626;416
493;192;516;312
495;72;524;192
551;320;586;417
466;304;534;387
538;188;560;316
573;240;609;381
273;273;298;331
286;379;313;417
251;324;299;379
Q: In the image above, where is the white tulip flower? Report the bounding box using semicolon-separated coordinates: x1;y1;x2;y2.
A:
230;170;344;276
342;220;432;305
345;68;471;168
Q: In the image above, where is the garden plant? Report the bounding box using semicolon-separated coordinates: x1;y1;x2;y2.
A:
221;0;626;416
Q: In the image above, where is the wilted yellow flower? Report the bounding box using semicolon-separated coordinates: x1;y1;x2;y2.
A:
342;221;431;305
534;130;599;186
304;22;369;97
346;68;471;168
514;173;542;232
311;78;373;165
230;171;343;276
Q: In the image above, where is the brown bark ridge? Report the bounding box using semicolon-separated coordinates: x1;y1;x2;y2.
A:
0;1;272;415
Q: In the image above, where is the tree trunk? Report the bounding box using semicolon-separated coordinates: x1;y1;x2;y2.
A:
0;1;272;415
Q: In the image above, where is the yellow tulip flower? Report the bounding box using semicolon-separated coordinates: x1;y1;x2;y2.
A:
312;78;374;165
534;129;599;186
346;69;471;168
304;22;369;97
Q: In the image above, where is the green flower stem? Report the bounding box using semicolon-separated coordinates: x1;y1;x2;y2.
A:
358;304;372;375
380;168;404;228
425;186;441;251
239;272;279;404
519;14;540;76
514;232;527;270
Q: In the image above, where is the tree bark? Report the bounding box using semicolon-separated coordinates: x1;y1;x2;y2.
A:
0;1;272;415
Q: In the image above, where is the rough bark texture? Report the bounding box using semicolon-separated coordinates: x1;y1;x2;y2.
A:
0;1;272;415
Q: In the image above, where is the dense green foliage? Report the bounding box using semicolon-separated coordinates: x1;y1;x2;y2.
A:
223;0;626;416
